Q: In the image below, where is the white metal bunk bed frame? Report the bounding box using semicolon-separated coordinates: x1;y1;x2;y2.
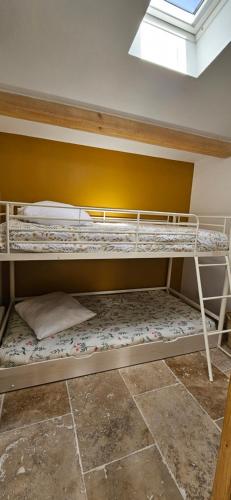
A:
0;201;231;393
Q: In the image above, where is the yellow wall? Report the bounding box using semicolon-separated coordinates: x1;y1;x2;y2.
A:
0;133;194;296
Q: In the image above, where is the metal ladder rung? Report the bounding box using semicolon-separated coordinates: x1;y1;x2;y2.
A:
194;254;231;381
198;263;228;268
208;328;231;336
203;294;231;301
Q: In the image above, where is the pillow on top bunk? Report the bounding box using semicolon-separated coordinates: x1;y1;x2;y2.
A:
17;201;91;226
15;292;96;340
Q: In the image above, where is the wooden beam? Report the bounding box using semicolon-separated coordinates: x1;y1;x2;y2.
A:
0;91;230;158
212;376;231;500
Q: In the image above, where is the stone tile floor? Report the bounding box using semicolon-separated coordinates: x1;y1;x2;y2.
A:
0;348;230;499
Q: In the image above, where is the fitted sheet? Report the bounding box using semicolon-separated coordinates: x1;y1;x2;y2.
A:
0;290;216;367
0;219;228;253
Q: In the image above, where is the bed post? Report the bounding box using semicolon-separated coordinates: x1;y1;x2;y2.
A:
217;271;229;347
166;215;176;291
166;258;173;291
8;203;15;303
9;261;15;301
217;226;231;351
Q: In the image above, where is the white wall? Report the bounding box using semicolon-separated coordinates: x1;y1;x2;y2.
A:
181;157;231;314
0;0;231;137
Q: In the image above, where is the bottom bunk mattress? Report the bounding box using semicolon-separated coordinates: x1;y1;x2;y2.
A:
0;290;216;367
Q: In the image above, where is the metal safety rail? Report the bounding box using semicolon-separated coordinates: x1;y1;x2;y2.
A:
0;203;230;260
0;200;202;258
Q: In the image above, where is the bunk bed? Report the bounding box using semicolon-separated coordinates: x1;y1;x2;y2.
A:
0;201;231;393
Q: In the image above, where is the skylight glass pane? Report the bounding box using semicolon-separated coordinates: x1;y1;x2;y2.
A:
164;0;204;14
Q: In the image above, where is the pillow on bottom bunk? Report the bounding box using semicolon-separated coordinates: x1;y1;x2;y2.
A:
15;292;96;340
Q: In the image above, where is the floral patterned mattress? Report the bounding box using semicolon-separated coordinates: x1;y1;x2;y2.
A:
0;219;228;253
0;290;216;367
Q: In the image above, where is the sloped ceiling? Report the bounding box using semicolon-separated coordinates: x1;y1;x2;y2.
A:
0;0;231;139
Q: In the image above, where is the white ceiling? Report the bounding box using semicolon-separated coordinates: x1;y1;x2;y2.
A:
0;0;231;140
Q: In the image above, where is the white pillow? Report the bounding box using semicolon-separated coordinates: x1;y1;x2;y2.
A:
15;292;96;340
18;201;91;226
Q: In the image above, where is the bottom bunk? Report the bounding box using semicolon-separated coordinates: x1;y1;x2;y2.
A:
0;290;218;392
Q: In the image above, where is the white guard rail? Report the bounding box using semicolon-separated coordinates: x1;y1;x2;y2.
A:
0;201;230;257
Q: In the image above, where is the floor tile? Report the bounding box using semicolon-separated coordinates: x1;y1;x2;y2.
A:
85;445;182;500
166;352;229;419
120;360;176;395
0;382;70;432
201;347;231;373
68;371;153;471
0;414;86;500
215;417;224;430
136;384;220;499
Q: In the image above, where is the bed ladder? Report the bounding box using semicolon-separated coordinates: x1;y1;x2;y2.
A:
194;256;231;382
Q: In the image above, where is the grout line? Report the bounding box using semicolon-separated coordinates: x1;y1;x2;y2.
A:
154;440;186;500
0;412;72;436
214;417;224;423
83;443;156;476
213;422;222;432
213;417;223;432
200;350;231;376
163;360;225;430
218;367;231;375
118;364;179;397
118;367;179;398
132;382;180;398
66;381;88;500
118;370;185;499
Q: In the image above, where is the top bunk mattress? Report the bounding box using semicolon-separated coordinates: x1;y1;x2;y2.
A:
0;219;228;254
0;290;216;367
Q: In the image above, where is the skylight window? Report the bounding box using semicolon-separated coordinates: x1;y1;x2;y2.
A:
129;0;231;77
149;0;221;29
164;0;204;14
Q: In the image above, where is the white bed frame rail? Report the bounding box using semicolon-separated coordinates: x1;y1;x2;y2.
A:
0;200;204;259
0;202;230;260
0;201;231;389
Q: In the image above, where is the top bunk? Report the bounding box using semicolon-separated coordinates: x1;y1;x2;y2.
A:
0;200;230;261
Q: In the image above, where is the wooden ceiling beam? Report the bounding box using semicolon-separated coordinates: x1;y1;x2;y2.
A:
0;91;230;158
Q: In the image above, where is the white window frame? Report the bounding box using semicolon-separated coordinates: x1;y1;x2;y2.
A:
148;0;227;37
